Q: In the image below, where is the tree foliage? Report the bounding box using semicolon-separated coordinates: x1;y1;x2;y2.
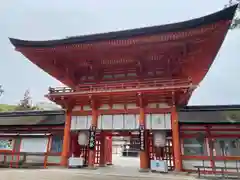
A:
15;89;39;111
0;104;17;112
0;85;3;98
224;0;240;29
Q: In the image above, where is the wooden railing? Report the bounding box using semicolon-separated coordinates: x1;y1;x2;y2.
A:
48;78;193;94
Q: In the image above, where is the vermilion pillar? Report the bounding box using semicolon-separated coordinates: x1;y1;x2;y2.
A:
171;106;182;171
139;106;149;171
61;109;72;167
105;136;112;165
88;102;98;168
99;133;106;166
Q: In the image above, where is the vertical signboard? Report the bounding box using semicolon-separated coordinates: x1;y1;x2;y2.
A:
89;125;96;150
139;125;145;151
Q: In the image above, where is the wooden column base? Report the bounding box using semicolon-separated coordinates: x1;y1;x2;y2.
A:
139;131;149;171
60;110;72;167
88;150;96;168
139;151;149;171
171;107;182;171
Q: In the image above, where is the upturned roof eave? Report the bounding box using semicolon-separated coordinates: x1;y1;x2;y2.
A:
9;5;238;48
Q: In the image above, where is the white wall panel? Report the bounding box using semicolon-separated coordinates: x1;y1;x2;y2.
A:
165;113;171;129
113;115;124;129
20;138;48;153
71;116;77;130
145;114;172;130
87;116;92;128
152;114;165;129
97;117;102;129
101;115;113;129
182;160;211;171
146;114;151;129
26;155;44;163
71;116;91;130
99;115;140;130
112;104;124;109
47;156;61;164
72;113;171;130
124;114;137;129
76;116;88;129
136;114;140;128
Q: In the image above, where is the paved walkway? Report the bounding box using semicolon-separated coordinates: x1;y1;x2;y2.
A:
0;168;199;180
0;155;199;180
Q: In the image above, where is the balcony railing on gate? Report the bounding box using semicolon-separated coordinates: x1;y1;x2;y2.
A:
48;78;193;94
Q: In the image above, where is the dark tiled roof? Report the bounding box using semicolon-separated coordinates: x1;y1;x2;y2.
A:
0;110;65;126
9;5;238;48
179;109;240;123
178;105;240;112
0;110;64;117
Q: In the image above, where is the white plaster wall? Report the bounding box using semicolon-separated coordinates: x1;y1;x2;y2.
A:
71;116;92;130
20;138;48;153
146;114;171;130
182;160;211;170
26;155;44;163
99;114;139;130
47;156;61;164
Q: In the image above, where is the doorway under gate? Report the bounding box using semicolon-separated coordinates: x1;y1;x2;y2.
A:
71;130;174;170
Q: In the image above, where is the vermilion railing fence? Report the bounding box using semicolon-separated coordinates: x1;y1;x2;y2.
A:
48;78;193;94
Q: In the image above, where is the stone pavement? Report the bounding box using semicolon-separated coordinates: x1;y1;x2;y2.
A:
0;168;199;180
0;155;200;180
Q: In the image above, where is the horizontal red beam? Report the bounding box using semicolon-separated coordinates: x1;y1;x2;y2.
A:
182;155;240;161
0;150;61;156
96;131;139;137
180;133;240;138
181;124;240;127
72;107;171;115
181;128;240;132
0;126;64;132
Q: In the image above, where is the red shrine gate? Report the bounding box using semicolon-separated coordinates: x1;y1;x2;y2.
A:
9;5;237;171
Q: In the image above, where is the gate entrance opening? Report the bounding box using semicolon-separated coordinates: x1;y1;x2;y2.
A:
71;130;174;170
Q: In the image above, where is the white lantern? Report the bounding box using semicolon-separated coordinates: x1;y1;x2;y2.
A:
153;131;166;147
78;132;88;145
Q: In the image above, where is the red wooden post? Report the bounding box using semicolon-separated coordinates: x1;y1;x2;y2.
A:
105;136;113;165
88;100;98;168
171;106;182;171
60;109;72;167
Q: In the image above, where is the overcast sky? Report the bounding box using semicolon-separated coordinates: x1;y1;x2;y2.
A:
0;0;239;105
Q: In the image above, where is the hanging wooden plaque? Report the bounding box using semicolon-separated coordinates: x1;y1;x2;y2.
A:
88;125;96;150
139;125;145;151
